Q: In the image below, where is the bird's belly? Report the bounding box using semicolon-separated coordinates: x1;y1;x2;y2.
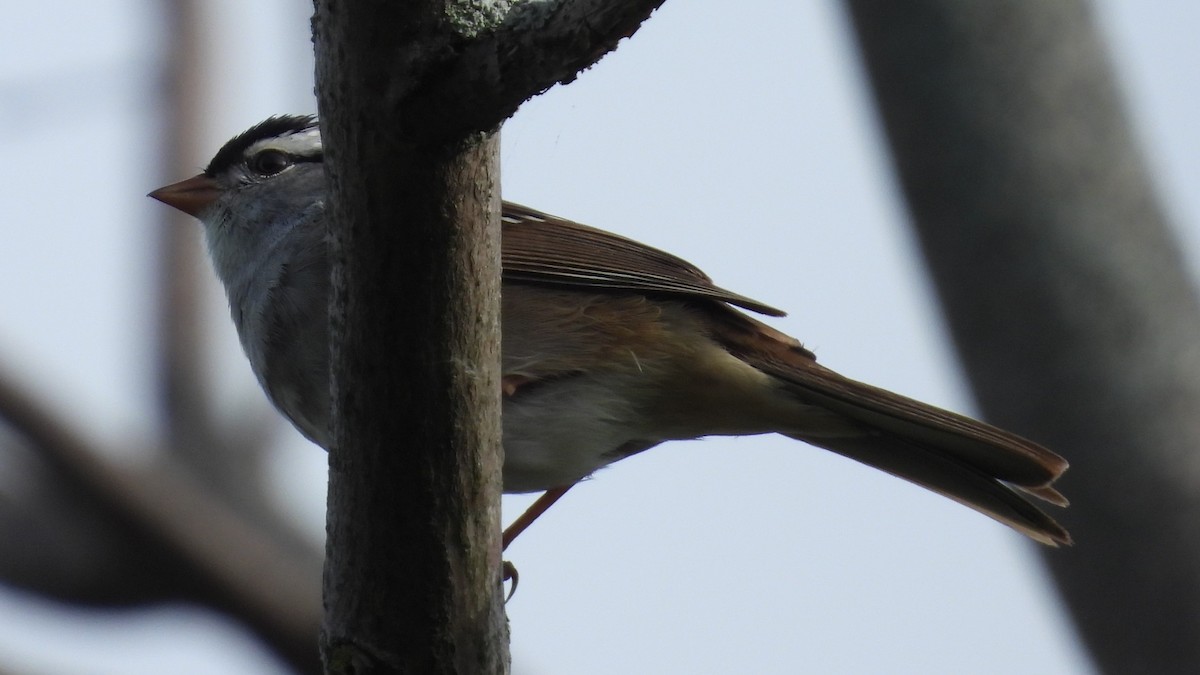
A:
501;374;653;493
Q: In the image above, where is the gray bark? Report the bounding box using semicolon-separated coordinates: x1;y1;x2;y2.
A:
311;1;664;672
845;1;1200;672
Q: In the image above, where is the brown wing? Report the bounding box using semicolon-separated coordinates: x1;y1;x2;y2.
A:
501;203;786;317
499;202;1069;545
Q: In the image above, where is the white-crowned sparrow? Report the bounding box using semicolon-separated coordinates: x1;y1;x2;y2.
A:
150;115;1070;547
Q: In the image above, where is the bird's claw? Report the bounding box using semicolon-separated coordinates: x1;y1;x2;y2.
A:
502;560;519;602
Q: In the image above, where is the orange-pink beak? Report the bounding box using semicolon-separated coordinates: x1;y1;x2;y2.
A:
148;174;221;217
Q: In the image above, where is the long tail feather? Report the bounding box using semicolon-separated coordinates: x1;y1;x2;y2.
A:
708;306;1070;545
787;432;1071;546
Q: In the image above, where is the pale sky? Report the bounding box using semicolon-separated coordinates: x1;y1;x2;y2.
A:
2;1;1197;673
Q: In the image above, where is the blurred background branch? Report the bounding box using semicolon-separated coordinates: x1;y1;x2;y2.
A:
0;2;324;673
2;0;1197;673
846;1;1200;672
0;365;321;673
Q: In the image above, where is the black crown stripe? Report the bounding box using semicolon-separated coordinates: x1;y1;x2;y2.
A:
204;115;318;177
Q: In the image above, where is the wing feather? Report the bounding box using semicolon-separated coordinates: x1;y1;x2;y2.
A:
501;203;785;317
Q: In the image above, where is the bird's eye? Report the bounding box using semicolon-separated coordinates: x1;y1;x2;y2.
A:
249;150;293;177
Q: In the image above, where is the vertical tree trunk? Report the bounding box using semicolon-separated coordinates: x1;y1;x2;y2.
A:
311;1;665;671
313;5;508;673
845;1;1200;672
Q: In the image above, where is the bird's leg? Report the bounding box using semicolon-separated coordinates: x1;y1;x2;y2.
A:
503;484;574;550
499;373;574;550
502;561;519;602
501;374;531;397
499;375;572;598
500;485;574;601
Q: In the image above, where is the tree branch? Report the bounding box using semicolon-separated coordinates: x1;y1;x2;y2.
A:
318;0;665;148
0;365;322;674
314;4;507;672
845;1;1200;671
312;0;666;672
423;0;668;134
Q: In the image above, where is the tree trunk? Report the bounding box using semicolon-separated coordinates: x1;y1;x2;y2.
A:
312;1;666;671
313;15;507;675
845;1;1200;672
